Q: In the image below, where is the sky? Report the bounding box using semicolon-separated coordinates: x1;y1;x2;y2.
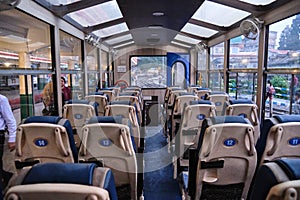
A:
269;16;296;48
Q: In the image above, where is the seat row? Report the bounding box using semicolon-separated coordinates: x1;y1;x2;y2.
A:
177;114;300;200
7;113;143;200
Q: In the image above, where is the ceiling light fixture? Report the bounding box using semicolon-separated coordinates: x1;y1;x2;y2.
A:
148;25;163;29
152;12;164;17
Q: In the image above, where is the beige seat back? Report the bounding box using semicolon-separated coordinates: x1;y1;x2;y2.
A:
171;95;199;143
187;86;200;93
63;104;96;145
177;104;217;157
5;184;109;200
194;89;210;99
15;123;74;168
207;94;229;116
98;90;116;101
173;103;216;178
5;163;115;200
115;96;142;123
79;123;137;200
173;95;199;116
167;90;187;111
260;122;300;166
105;104;140;148
85;95;108;116
226;103;260;143
266;180;300;200
121;90;143;110
195;123;257;200
163;87;183;136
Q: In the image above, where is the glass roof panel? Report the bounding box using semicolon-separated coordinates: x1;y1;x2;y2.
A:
181;23;218;38
44;0;80;6
239;0;276;5
67;0;123;27
93;23;129;38
174;34;201;44
113;41;135;48
105;34;133;45
171;41;192;48
192;1;251;27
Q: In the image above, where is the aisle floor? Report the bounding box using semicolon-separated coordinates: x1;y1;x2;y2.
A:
143;126;182;200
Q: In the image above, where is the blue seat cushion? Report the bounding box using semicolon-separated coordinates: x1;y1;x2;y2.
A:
196;88;209;91
109;100;131;105
250;158;300;200
88;116;123;124
179;92;195;96
119;92;135;96
23;116;78;163
24;116;62;124
274;115;300;123
275;158;300;180
23;163;96;185
229;99;253;104
68;100;89;104
190;100;212;105
211;116;248;124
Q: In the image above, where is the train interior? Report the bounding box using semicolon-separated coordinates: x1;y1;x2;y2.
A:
0;0;300;199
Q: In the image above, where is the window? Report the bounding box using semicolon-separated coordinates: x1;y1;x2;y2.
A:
130;56;167;88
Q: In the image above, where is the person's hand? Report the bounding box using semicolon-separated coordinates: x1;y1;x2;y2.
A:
8;142;16;151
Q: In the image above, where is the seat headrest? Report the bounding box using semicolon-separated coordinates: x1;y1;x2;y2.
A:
190;100;212;105
172;88;182;91
210;91;227;95
101;88;113;91
22;163;97;185
109;101;131;105
24;116;62;124
229;99;253;104
68;100;90;104
119;92;135;96
211;116;248;124
179;92;195;96
274;158;300;180
196;88;209;91
88;116;123;124
274;115;300;123
94;92;105;96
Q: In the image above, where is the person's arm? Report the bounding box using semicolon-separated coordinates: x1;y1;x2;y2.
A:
1;97;16;149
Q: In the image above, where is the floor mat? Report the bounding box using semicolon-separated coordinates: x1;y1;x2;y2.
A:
143;126;182;200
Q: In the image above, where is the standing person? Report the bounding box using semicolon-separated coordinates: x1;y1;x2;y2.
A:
294;91;300;114
266;80;275;117
0;94;16;194
42;80;54;116
61;77;72;104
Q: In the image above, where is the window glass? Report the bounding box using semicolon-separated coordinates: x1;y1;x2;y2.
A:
209;72;224;91
197;50;207;87
101;50;108;88
228;72;257;101
268;14;300;69
86;43;99;94
172;62;185;88
0;9;52;123
209;43;224;91
229;36;259;69
60;31;83;100
130;56;167;88
265;74;290;117
210;43;224;70
197;50;207;71
266;14;300;117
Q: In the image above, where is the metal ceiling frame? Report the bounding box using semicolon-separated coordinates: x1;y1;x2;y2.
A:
33;0;294;49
